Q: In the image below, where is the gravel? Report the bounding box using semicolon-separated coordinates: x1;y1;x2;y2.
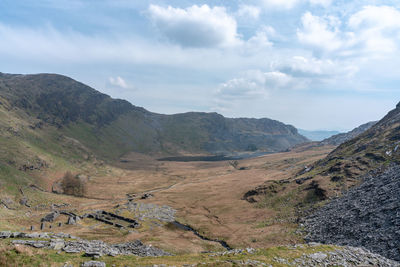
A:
287;245;400;267
304;164;400;262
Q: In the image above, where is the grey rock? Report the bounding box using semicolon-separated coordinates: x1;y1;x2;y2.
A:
0;231;12;238
25;232;41;238
81;261;106;267
304;165;400;261
19;197;30;207
0;230;170;257
67;217;76;225
13;240;50;248
121;202;176;222
41;211;60;222
288;245;400;267
50;239;65;250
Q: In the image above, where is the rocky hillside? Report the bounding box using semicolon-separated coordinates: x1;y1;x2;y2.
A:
243;101;400;221
304;164;400;261
0;72;307;160
304;102;400;192
320;121;376;146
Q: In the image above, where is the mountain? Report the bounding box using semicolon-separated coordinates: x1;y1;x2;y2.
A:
320;121;377;146
0;72;307;161
301;108;400;262
298;129;340;141
304;103;400;192
244;101;400;209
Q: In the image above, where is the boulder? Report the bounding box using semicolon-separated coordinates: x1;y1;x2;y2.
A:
0;231;12;238
52;181;64;194
67;217;76;225
81;261;106;267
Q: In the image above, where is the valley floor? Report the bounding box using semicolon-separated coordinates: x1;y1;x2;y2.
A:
0;145;339;265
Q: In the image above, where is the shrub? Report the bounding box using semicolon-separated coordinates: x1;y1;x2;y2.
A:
61;171;87;197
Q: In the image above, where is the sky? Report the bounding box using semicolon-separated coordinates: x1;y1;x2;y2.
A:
1;0;400;131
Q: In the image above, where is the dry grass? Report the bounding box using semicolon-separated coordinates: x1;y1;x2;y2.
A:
0;145;333;253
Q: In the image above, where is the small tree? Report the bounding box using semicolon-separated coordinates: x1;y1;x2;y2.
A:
61;171;87;197
229;160;239;169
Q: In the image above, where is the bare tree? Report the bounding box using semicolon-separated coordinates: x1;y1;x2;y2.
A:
229;160;239;170
61;171;87;197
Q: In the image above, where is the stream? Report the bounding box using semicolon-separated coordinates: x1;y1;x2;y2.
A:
171;221;232;250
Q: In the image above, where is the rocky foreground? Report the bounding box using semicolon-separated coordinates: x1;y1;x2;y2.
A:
1;231;399;266
304;164;400;261
0;231;170;258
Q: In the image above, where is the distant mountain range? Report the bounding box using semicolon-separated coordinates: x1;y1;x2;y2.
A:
0;72;308;160
319;121;377;146
298;129;340;141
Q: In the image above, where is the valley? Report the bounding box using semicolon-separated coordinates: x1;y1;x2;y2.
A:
0;73;399;266
0;143;333;254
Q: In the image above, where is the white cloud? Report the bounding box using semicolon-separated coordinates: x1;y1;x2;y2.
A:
348;5;400;54
236;5;261;19
109;76;128;89
298;6;400;57
216;70;292;101
309;0;332;7
349;5;400;29
297;12;343;52
260;0;300;9
246;26;274;48
148;4;240;48
277;56;358;78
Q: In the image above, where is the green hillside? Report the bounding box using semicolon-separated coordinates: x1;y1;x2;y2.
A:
0;72;308;160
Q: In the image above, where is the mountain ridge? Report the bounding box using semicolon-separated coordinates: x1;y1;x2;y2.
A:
320;121;377;146
0;72;308;159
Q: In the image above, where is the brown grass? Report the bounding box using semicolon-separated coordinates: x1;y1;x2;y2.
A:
0;145;333;253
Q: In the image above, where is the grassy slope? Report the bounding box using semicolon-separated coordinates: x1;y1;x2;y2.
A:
0;96;96;196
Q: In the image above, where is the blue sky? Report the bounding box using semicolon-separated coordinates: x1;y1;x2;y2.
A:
1;0;399;131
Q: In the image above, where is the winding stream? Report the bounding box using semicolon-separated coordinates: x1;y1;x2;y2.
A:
171;221;232;250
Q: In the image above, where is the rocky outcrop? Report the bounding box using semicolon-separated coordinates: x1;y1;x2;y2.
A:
18;158;49;172
0;231;170;257
303;165;400;261
41;211;60;222
81;261;105;267
282;244;399;267
120;202;176;222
